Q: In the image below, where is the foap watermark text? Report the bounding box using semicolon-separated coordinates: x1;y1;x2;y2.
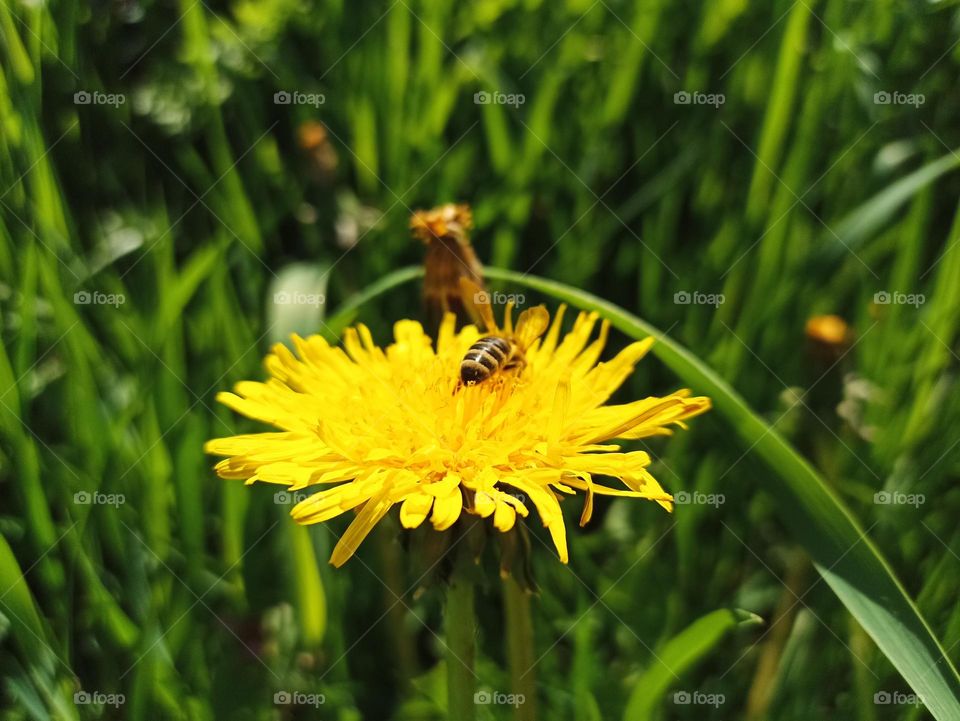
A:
74;290;125;307
474;91;525;108
874;91;924;107
474;689;525;708
74;91;125;107
273;291;325;307
274;91;325;107
274;691;325;707
74;691;125;708
674;491;725;508
674;91;724;108
874;690;925;707
274;490;309;505
74;491;125;508
474;291;525;307
674;290;724;307
673;690;725;708
874;491;925;508
874;291;924;307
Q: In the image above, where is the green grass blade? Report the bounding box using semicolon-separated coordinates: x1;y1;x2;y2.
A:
288;524;327;647
623;609;762;721
743;0;813;224
0;532;48;662
0;3;35;84
322;266;424;340
821;151;960;262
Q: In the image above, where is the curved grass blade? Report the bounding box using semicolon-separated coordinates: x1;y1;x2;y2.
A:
322;266;424;341
623;609;762;721
483;267;960;721
322;265;960;719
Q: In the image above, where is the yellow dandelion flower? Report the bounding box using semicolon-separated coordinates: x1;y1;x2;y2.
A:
204;307;710;567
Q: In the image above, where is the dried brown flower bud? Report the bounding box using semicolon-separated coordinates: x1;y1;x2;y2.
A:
411;203;485;328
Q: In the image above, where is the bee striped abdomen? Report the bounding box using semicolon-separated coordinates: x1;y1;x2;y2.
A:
461;336;512;385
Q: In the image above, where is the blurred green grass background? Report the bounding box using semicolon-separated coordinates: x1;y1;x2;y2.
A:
3;0;960;719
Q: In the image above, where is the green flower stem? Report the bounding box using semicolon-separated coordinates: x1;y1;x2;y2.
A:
503;575;537;721
445;574;477;721
377;526;417;688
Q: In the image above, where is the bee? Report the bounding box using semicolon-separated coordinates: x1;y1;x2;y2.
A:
411;204;485;329
458;278;550;386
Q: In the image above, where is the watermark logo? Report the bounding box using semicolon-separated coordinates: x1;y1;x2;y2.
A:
273;291;326;307
673;690;725;708
873;290;924;307
74;90;126;107
674;491;725;508
74;290;125;307
74;491;125;508
274;490;309;505
874;690;925;707
674;290;725;307
474;689;525;708
74;691;125;708
874;491;925;508
674;91;725;108
474;91;525;108
273;691;325;707
873;91;924;108
473;291;525;307
274;90;325;107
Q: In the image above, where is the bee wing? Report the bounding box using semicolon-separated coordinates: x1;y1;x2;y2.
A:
459;277;498;332
514;306;550;348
